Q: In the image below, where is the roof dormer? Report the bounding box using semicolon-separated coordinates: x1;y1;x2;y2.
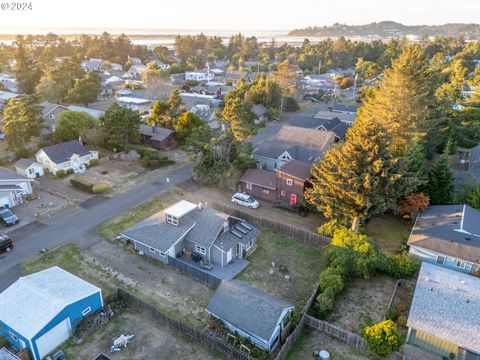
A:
164;200;197;226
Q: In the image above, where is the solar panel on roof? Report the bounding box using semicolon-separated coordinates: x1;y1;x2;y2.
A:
240;222;252;231
235;225;248;235
231;230;244;239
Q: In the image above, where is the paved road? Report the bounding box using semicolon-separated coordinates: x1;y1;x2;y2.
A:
0;163;194;291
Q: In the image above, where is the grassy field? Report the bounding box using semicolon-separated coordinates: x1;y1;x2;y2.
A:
98;187;183;241
237;231;325;307
364;214;412;254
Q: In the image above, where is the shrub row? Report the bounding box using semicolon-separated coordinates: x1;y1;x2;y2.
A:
70;177;94;192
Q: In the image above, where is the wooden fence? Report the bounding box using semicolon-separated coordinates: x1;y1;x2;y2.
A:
211;202;331;247
168;256;222;288
273;285;319;360
109;289;255;360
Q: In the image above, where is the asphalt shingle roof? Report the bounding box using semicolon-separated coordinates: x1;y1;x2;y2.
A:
213;222;261;252
239;169;277;190
277;159;311;180
408;204;480;263
14;158;34;170
469;145;480;182
139;125;174;142
206;280;294;342
288;115;351;140
0;166;29;181
40;140;93;164
407;262;480;354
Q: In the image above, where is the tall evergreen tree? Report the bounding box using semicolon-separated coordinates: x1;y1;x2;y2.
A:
66;71;101;106
14;40;41;94
100;103;141;151
305;117;403;231
427;154;454;204
222;97;255;142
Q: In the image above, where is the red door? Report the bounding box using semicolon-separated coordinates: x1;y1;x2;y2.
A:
290;193;297;205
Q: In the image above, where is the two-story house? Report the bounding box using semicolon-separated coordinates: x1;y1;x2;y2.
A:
0;167;33;208
35;139;99;176
121;200;260;268
185;70;214;82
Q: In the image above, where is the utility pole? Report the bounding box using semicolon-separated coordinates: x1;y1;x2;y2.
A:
318;59;321;74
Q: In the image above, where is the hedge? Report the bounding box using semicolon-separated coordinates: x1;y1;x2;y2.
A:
70;177;94;192
92;183;110;194
56;169;66;178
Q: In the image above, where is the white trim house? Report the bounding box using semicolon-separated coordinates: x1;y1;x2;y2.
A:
0;167;33;208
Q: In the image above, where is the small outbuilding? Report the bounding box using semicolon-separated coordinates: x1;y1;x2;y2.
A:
0;267;103;360
14;159;44;179
206;280;294;352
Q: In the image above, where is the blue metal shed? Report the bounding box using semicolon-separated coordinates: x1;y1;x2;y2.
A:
0;267;103;360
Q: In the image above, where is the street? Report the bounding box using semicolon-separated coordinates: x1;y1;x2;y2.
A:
0;163;194;291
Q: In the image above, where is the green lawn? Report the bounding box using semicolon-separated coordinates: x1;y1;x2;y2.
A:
363;214;412;254
98;187;183;241
237;231;325;307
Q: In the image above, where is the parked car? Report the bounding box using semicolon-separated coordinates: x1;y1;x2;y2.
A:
0;234;13;253
231;193;259;209
0;208;19;226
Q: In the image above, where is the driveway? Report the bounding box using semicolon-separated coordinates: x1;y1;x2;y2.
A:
0;163;194;291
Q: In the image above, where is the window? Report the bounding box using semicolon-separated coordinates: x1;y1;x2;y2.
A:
82;307;92;316
280;190;286;197
262;188;269;194
286;179;293;186
435;256;446;266
166;214;179;226
246;182;252;190
246;240;253;250
28;168;35;175
9;332;17;341
456;260;467;269
195;245;206;255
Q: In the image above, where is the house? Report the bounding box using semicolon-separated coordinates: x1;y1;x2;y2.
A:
116;96;151;113
252;104;268;124
185;70;214;82
304;74;336;88
288;115;352;141
253;125;335;171
125;65;148;80
66;105;104;119
406;262;480;359
206;280;294;352
82;58;103;72
190;104;222;129
330;103;358;115
0;267;103;360
148;59;170;70
41;102;69;134
105;75;123;87
224;71;251;86
408;204;480;274
36;139;99;175
276;159;312;207
109;63;123;72
0;167;33;208
139;125;175;150
121;200;260;269
0;91;19;107
239;168;278;202
14;159;44;178
128;56;142;66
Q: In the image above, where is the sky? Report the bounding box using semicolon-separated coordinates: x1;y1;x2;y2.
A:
0;0;479;34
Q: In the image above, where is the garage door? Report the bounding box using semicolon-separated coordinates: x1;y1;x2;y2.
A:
0;194;11;208
36;318;71;359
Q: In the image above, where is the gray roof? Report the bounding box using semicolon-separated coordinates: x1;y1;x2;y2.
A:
213;221;261;252
331;103;358;114
206;280;294;342
254;143;324;164
277;159;311;180
40;140;93;164
0;166;29;181
253;104;268;117
288;115;351;140
0;185;23;191
41;102;68;118
180;93;218;111
83;58;103;69
239;168;277;190
0;348;20;360
408;204;480;263
407;262;480;353
139;125;174;142
14;158;35;170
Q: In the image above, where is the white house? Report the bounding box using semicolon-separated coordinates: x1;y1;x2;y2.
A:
116;96;151;113
82;58;104;72
0;167;33;208
185;71;214;82
149;59;170;70
35;139;99;176
14;159;44;179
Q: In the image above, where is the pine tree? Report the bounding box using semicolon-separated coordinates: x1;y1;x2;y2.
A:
427;154;454;204
358;45;440;156
100;103;141;151
222;97;255;142
167;90;182;118
305;117;403;231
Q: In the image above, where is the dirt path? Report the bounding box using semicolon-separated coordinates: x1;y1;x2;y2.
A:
84;240;214;326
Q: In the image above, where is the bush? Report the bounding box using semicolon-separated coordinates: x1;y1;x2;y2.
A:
318;219;348;237
383;252;420;279
313;289;335;319
397;315;407;327
15;148;30;159
283;96;300;112
56;169;66;178
386;307;399;320
92;183;110;194
149;159;159;169
89;159;99;167
66;168;74;175
363;320;404;356
319;267;344;295
70;177;94;192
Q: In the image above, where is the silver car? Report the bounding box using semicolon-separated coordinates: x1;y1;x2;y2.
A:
231;193;259;209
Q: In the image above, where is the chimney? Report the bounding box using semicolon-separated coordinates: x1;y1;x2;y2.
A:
78;136;83;146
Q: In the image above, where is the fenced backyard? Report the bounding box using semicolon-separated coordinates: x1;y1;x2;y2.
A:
168;256;222;288
106;289;255;360
211;202;331;248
